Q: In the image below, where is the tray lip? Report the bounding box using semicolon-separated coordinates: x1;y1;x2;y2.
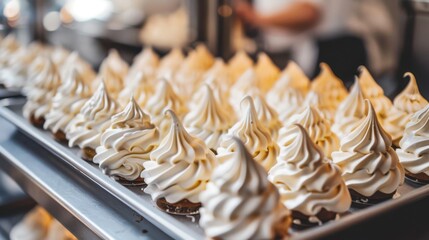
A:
1;99;429;240
0;99;201;240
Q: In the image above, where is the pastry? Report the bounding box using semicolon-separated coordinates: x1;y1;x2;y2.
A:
253;93;282;140
66;82;120;161
332;100;404;205
274;87;304;123
396;104;429;184
384;72;428;146
128;47;159;83
23;57;61;127
118;71;153;108
218;96;279;171
229;68;260;111
183;84;234;153
227;50;253;82
279;105;339;158
267;61;309;107
269;124;351;227
145;78;187;137
200;137;291;239
254;52;280;92
156;47;184;79
59;51;96;87
44;68;92;142
358;66;392;124
332;78;366;139
142;110;217;215
93;97;159;185
10;207;52;240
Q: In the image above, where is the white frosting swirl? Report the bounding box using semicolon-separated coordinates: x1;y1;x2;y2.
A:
118;71;153;108
129;47;159;82
94;98;159;181
332;100;405;196
254;53;280;92
397;104;429;175
142;110;217;203
60;52;96;88
157;48;184;78
269;124;351;218
275;87;305;123
332;78;366;139
227;50;253;82
385;73;428;144
229;68;261;110
184;84;234;150
44;69;92;133
67;83;119;150
253;94;282;140
279;105;339;158
145;79;188;137
218;96;279;171
200;138;291;240
23;58;61;120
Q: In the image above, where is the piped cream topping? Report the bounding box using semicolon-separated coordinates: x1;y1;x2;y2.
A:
218;96;279;171
93;97;159;181
200;137;291;240
67;82;120;150
253;94;282;140
118;71;153;108
129;47;159;82
229;68;260;110
332;78;366;138
269;124;351;217
157;48;184;78
332;100;404;196
255;53;280;92
227;50;253;82
142;110;217;203
397;104;429;176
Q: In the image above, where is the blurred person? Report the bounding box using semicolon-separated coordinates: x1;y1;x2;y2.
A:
235;0;402;87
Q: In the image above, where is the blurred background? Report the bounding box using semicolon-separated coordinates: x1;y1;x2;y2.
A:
0;0;428;98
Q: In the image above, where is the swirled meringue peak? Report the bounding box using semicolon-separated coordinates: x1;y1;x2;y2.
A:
274;87;304;123
268;61;310;105
23;57;61;120
60;52;96;87
218;96;279;171
129;47;159;82
229;68;260;110
142;110;217;203
93;97;159;181
227;50;254;82
332;100;404;197
332;78;366;138
279;105;339;158
184;84;235;151
397;104;429;176
145;78;188;137
255;53;280;92
385;73;428;145
253;93;282;140
358;66;392;122
200;137;291;240
44;68;92;134
269;124;351;220
157;48;184;78
303;90;335;123
67;82;120;150
118;71;153;108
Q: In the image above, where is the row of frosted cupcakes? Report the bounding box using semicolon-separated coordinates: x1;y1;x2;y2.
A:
1;35;429;239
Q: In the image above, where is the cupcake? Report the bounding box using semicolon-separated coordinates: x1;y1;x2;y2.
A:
23;58;61;127
44;69;92;142
93;97;159;185
267;61;310;106
253;93;282;141
66;82;120;161
254;53;280;92
156;48;184;78
183;84;234;153
218;96;278;171
269;124;351;227
279;105;339;158
145;79;187;137
142;110;217;215
332;78;366;139
227;50;253;82
332;100;405;205
384;73;428;146
128;47;159;83
200;137;291;239
396;104;429;184
118;71;153;108
358;66;392;124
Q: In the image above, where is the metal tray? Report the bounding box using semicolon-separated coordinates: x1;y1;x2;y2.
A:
1;99;429;240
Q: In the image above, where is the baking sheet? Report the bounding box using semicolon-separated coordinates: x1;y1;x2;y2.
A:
1;100;428;239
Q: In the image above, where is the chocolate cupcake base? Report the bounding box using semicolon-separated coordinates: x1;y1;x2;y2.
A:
291;209;337;229
29;114;45;128
156;198;201;215
53;130;67;143
349;189;395;207
405;171;429;185
116;176;146;186
81;147;96;162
